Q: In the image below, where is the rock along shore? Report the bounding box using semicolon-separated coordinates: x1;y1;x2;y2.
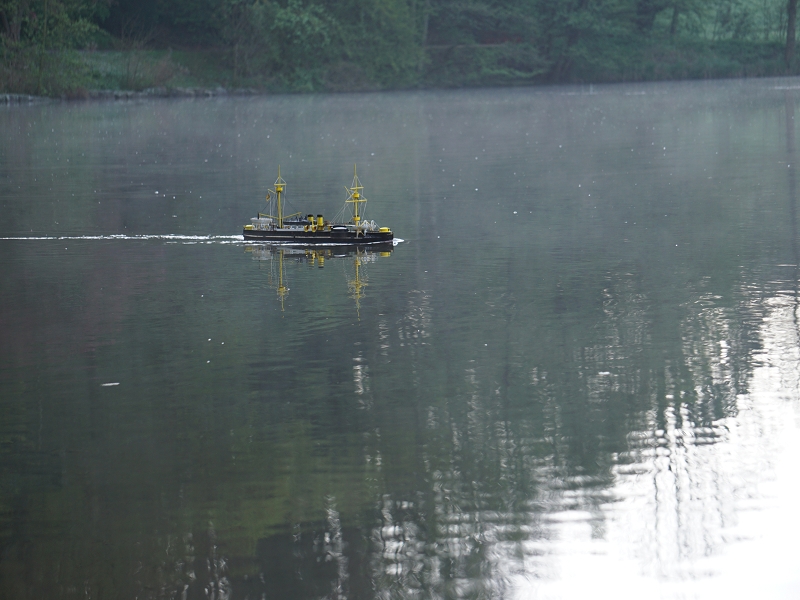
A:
0;94;51;104
1;87;260;104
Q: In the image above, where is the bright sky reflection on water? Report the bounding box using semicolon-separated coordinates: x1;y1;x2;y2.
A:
513;294;800;598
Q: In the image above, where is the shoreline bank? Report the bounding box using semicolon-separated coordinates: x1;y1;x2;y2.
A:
0;87;261;104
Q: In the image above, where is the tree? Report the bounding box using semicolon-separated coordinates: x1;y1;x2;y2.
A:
1;0;107;93
788;0;797;68
634;0;671;31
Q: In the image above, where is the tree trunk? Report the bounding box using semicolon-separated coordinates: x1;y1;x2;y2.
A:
1;1;25;44
419;0;430;75
551;0;591;80
36;0;49;95
421;0;430;47
669;5;679;37
788;0;798;69
234;41;239;86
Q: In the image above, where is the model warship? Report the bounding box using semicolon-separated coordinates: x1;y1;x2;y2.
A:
243;166;393;245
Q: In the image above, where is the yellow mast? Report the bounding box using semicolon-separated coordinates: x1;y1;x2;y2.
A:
262;167;300;227
346;164;367;232
274;166;286;229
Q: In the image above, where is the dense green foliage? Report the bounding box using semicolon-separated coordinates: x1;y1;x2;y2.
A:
0;0;110;94
2;0;800;94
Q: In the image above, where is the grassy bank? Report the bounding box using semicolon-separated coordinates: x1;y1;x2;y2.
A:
1;39;797;99
421;39;793;88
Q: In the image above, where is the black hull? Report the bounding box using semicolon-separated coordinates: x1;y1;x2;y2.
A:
242;229;393;245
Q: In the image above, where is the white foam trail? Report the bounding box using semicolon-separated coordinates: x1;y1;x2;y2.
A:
1;234;403;247
0;234;245;243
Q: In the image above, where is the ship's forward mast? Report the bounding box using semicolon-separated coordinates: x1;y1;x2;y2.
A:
271;166;287;228
254;166;290;230
345;164;370;233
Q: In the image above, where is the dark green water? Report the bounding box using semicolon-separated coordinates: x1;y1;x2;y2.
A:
2;80;800;599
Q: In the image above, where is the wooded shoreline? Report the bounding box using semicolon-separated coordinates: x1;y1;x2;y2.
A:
3;1;800;97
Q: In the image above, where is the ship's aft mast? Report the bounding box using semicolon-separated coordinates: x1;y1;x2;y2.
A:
346;164;367;227
274;166;286;229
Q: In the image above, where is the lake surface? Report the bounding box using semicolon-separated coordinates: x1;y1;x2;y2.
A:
2;79;800;599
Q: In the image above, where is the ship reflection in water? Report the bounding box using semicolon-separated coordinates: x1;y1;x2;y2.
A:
245;243;393;312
